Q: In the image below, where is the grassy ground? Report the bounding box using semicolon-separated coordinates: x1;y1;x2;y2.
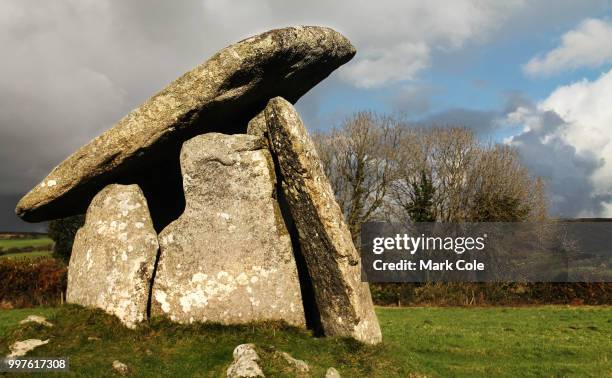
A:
381;306;611;377
0;306;609;377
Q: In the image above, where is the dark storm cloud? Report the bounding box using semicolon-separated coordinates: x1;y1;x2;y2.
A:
0;2;195;194
410;91;533;137
420;108;500;136
0;1;218;230
0;195;46;232
504;97;612;217
501;91;533;114
391;85;440;116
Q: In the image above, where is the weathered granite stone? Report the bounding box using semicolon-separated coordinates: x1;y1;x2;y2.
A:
264;97;382;344
227;344;264;378
249;108;322;331
276;351;309;373
66;184;158;328
151;133;305;327
20;315;53;327
16;26;356;223
112;360;129;376
6;339;49;358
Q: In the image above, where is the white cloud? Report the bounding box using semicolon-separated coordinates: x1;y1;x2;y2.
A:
523;18;612;77
540;70;612;202
507;69;612;217
200;0;525;87
339;42;430;88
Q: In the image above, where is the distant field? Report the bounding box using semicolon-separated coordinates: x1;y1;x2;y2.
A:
0;237;53;249
0;305;609;377
0;236;53;259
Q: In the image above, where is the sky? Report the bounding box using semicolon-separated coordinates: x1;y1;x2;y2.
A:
1;0;612;231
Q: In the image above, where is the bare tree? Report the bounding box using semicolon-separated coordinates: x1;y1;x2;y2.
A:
390;127;477;222
313;112;402;238
315;115;548;234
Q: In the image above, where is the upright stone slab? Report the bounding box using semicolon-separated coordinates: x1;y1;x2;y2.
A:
67;184;159;328
151;133;305;327
264;97;382;344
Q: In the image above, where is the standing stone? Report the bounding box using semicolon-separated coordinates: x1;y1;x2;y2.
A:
16;26;356;223
151;133;305;327
264;97;382;344
67;184;159;328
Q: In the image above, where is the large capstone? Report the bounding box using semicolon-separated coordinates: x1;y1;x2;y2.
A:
66;184;159;328
264;97;382;344
16;26;356;223
151;133;305;327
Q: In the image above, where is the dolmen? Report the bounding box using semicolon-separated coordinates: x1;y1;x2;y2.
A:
16;26;382;344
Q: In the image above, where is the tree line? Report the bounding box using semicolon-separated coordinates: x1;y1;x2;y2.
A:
313;111;548;240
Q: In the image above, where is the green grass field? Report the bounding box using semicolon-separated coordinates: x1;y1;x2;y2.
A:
0;237;53;249
0;237;53;260
0;305;609;377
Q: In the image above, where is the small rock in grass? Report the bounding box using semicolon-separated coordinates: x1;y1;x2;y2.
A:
20;315;53;327
7;339;49;358
326;367;341;378
232;344;260;361
276;351;309;373
87;336;101;341
112;360;129;375
227;344;264;378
